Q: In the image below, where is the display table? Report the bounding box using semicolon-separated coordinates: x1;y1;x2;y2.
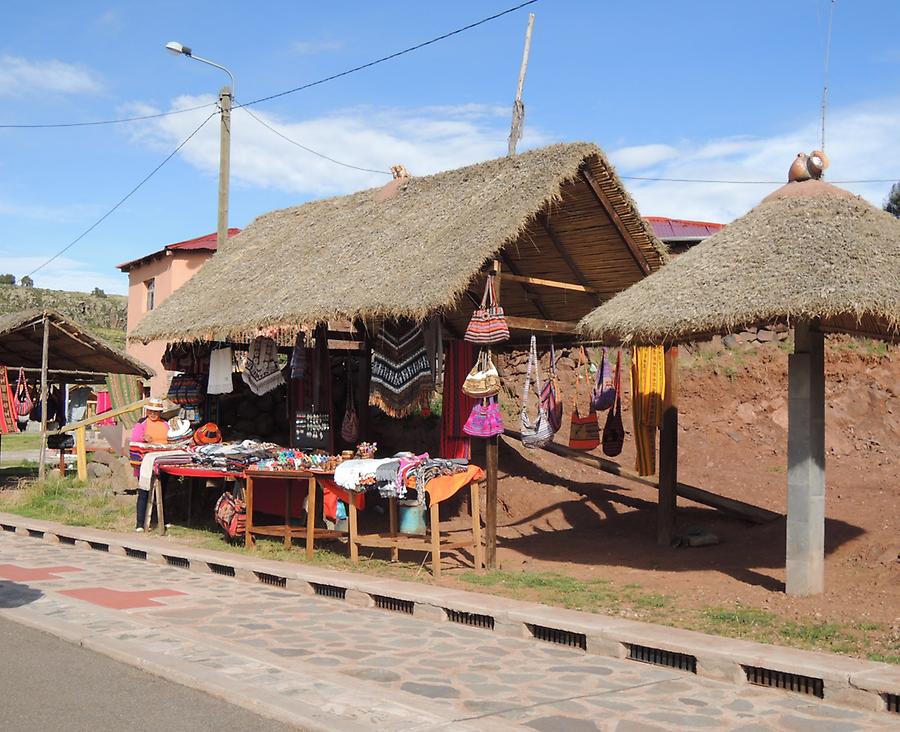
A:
149;465;244;535
243;469;344;558
347;465;485;578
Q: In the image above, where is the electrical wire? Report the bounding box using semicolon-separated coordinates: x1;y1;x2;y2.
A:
25;111;218;278
620;175;897;185
820;0;837;150
241;106;391;175
0;1;539;130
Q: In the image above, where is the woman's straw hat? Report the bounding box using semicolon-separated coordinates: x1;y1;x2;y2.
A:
146;397;165;412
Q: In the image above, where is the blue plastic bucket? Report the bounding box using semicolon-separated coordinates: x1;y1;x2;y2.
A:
398;500;426;535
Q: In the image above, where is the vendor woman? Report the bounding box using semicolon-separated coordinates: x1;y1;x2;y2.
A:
132;398;168;531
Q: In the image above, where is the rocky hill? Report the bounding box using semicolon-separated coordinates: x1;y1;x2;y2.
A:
0;284;127;347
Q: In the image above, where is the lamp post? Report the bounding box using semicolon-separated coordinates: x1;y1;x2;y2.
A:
165;42;234;250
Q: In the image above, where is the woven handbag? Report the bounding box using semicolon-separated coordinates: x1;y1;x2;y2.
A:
167;373;204;405
569;347;600;450
602;353;625;456
521;335;554;449
540;340;564;433
464;276;510;344
591;347;616;412
14;368;33;418
341;379;359;443
462;350;501;398
463;396;504;438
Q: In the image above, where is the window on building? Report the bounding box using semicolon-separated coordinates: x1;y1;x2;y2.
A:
145;278;156;311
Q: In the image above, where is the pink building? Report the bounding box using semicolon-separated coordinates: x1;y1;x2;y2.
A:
117;229;239;396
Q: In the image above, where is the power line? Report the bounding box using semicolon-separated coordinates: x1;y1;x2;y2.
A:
0;1;539;130
620;175;897;185
820;0;837;150
0;101;217;130
25;111;218;278
241;106;391;175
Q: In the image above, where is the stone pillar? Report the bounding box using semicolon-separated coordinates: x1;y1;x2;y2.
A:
786;320;825;595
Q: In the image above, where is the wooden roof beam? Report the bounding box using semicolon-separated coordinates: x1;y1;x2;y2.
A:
536;212;601;305
500;273;599;294
579;166;651;276
497;252;552;320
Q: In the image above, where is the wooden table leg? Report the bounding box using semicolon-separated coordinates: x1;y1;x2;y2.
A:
430;500;441;578
305;476;316;560
471;481;484;570
245;475;255;548
187;478;194;526
388;496;399;562
156;474;166;535
284;478;292;549
143;485;154;531
348;497;359;563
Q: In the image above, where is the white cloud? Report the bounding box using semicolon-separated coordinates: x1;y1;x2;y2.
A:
0;55;103;97
95;8;124;32
0;198;103;223
292;39;344;55
608;97;900;223
0;253;127;295
124;96;549;197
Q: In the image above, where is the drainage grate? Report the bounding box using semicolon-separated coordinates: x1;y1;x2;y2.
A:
88;541;109;552
27;529;44;539
209;563;236;577
628;644;697;673
883;693;899;713
124;548;147;560
58;535;76;545
528;624;587;651
255;572;286;588
311;582;346;600
1;524;15;532
743;665;823;698
446;609;495;630
374;595;414;614
164;555;190;569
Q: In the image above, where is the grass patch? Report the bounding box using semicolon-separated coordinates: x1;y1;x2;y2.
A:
0;433;43;451
704;605;777;628
0;475;131;529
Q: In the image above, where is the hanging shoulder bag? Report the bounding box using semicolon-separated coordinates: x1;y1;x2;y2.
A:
540;340;563;433
341;378;359;444
167;373;204;405
463;396;504;438
521;335;554;449
591;347;616;412
602;351;625;457
464;275;510;344
462;350;501;398
569;347;601;450
14;368;33;418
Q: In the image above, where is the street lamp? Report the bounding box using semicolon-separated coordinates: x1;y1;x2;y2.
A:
165;41;234;250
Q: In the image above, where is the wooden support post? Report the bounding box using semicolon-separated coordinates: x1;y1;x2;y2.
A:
305;476;316;560
388;496;399;562
657;346;679;545
430;500;442;578
471;481;484;570
75;426;87;481
348;499;359;562
484;260;501;569
786;320;826;595
357;328;371;442
37;316;50;480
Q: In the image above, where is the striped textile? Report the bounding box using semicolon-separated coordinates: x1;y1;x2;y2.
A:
631;345;665;476
369;319;434;418
0;367;17;434
440;340;474;459
106;373;144;428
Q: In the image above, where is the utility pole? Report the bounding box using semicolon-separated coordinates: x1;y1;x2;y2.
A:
37;315;50;480
507;12;535;157
217;85;232;250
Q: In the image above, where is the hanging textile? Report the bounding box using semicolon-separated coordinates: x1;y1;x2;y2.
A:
0;367;18;434
369;319;434;418
242;336;285;396
441;340;474;460
631;345;665;476
290;331;307;381
105;373;143;428
424;316;444;383
207;347;235;395
95;391;115;425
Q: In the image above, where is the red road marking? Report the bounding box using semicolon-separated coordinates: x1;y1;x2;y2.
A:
59;588;186;610
0;564;83;581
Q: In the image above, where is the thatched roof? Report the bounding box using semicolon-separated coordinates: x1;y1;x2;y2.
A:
579;179;900;345
133;142;666;344
0;309;153;379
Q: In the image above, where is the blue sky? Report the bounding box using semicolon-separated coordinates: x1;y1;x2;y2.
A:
2;1;899;294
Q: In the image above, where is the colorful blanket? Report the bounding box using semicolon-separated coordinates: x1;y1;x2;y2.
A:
369;319;434;418
0;367;18;434
106;373;144;428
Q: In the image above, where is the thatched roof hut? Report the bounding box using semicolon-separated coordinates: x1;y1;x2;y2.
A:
579;180;900;345
132;142;666;344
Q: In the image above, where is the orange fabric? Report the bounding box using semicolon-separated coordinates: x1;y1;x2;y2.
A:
143;418;169;444
424;465;484;505
318;478;366;510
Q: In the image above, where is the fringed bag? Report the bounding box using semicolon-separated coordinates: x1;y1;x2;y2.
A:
569;347;600;450
521;335;554;449
464;276;510;344
540;340;563;433
602;352;625;457
462;350;501;398
463;396;504;438
13;368;33;418
591;347;616;412
341;378;359;444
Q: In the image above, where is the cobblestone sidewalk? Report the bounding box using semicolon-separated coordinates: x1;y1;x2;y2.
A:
0;531;893;731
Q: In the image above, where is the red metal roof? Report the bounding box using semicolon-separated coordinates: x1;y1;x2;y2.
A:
117;228;240;271
646;216;724;241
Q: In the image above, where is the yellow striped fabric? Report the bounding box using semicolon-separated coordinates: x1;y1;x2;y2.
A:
631;345;665;476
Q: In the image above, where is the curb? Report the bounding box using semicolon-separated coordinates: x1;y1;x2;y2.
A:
2;511;898;716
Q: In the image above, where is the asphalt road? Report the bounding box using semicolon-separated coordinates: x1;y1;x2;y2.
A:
0;616;299;732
